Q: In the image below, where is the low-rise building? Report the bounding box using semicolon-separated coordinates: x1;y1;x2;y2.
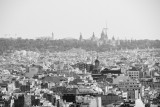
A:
101;93;122;106
140;78;153;87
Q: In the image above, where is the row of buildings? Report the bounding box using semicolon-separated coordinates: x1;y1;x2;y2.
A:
0;49;159;107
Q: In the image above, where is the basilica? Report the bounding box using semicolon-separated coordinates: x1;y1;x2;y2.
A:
79;27;120;47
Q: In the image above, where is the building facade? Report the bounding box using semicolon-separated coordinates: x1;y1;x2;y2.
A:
119;79;141;99
127;67;140;79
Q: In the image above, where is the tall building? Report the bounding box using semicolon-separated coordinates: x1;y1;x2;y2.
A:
95;58;100;70
51;32;54;40
79;33;83;41
91;56;102;80
127;67;140;80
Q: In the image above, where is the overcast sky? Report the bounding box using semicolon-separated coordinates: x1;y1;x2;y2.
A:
0;0;160;40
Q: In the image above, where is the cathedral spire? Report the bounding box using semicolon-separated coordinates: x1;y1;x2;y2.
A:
100;24;108;44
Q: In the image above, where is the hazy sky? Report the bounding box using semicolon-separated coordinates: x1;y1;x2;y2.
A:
0;0;160;40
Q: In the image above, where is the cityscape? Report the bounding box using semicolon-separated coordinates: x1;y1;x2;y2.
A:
0;27;159;107
0;0;160;107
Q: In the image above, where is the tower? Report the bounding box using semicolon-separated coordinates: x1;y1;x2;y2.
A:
79;33;83;41
95;53;100;69
51;32;54;40
91;32;96;41
100;28;108;40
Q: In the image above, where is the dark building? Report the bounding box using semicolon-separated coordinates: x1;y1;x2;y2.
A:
31;95;40;106
105;77;113;83
14;95;24;107
72;62;94;73
91;74;103;81
91;58;102;81
0;83;8;91
51;86;66;95
101;93;122;106
86;64;94;73
20;85;30;92
62;88;78;102
95;59;100;69
92;58;100;73
43;93;56;106
15;81;21;88
41;83;48;89
101;68;121;75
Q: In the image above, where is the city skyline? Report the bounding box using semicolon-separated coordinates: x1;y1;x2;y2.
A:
0;0;160;40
